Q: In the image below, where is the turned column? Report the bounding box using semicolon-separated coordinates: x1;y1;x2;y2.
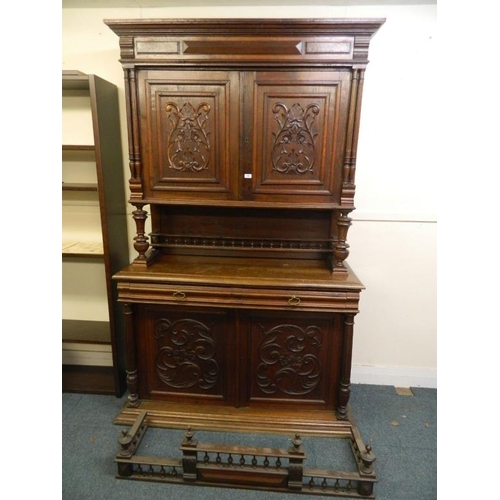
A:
180;427;199;482
123;67;155;266
123;303;140;407
287;434;306;491
131;203;150;264
333;69;366;274
332;209;353;273
337;313;355;420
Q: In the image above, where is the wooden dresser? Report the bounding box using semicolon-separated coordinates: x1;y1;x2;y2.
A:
106;18;384;497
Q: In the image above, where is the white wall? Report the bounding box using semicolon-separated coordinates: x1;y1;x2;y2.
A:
62;1;437;387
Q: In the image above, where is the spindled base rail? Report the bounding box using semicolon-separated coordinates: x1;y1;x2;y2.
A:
115;409;377;498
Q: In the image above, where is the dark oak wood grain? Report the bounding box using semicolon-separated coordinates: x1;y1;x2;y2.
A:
106;18;384;497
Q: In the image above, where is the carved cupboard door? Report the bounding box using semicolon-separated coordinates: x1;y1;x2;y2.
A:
136;305;237;404
242;71;351;203
137;70;240;201
134;305;344;410
240;311;342;410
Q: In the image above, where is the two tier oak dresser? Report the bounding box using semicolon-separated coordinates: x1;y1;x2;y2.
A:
106;18;385;498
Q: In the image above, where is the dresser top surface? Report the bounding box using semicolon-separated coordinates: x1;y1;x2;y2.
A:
104;18;386;29
113;255;364;291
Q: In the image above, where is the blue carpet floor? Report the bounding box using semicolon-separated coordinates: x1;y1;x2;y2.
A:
62;384;437;500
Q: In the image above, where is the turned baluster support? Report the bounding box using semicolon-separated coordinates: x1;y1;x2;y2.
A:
337;313;355;420
123;68;158;267
117;429;134;469
181;427;199;481
333;69;365;273
288;434;305;491
360;445;376;475
116;411;147;476
357;446;376;496
332;209;353;274
116;429;134;477
123;303;140;407
131;203;150;264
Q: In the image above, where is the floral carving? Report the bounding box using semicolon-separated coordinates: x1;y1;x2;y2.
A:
154;318;219;390
256;324;323;396
164;102;211;172
271;102;320;174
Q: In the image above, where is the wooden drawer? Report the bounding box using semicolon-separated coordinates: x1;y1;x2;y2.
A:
117;282;360;313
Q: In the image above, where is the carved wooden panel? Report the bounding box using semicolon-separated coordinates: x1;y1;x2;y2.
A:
130;34;355;62
136;306;236;404
138;70;239;200
247;72;350;203
242;311;342;409
134;305;344;409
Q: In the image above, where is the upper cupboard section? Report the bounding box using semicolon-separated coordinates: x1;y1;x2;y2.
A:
106;18;386;207
138;69;350;204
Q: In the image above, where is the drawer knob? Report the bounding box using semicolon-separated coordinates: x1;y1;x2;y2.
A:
288;295;301;306
173;290;186;300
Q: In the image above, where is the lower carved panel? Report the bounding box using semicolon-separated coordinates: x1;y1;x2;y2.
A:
244;312;342;410
154;318;220;390
134;306;343;411
256;323;323;396
137;306;235;404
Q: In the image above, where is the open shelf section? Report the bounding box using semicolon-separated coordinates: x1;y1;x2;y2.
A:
62;70;92;90
62;182;98;192
62;241;104;258
62;365;116;394
62;145;97;189
62;145;96;152
62;70;129;396
62;319;111;344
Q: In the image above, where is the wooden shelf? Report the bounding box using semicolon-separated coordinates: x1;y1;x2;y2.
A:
62;145;97;189
62;145;95;152
62;71;91;91
62;319;111;344
62;241;104;258
62;365;116;394
62;182;98;192
62;321;113;385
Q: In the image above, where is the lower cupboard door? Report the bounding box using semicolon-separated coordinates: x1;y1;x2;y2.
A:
240;311;342;410
136;305;237;405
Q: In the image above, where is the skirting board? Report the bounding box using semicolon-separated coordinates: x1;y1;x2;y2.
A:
351;364;437;389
